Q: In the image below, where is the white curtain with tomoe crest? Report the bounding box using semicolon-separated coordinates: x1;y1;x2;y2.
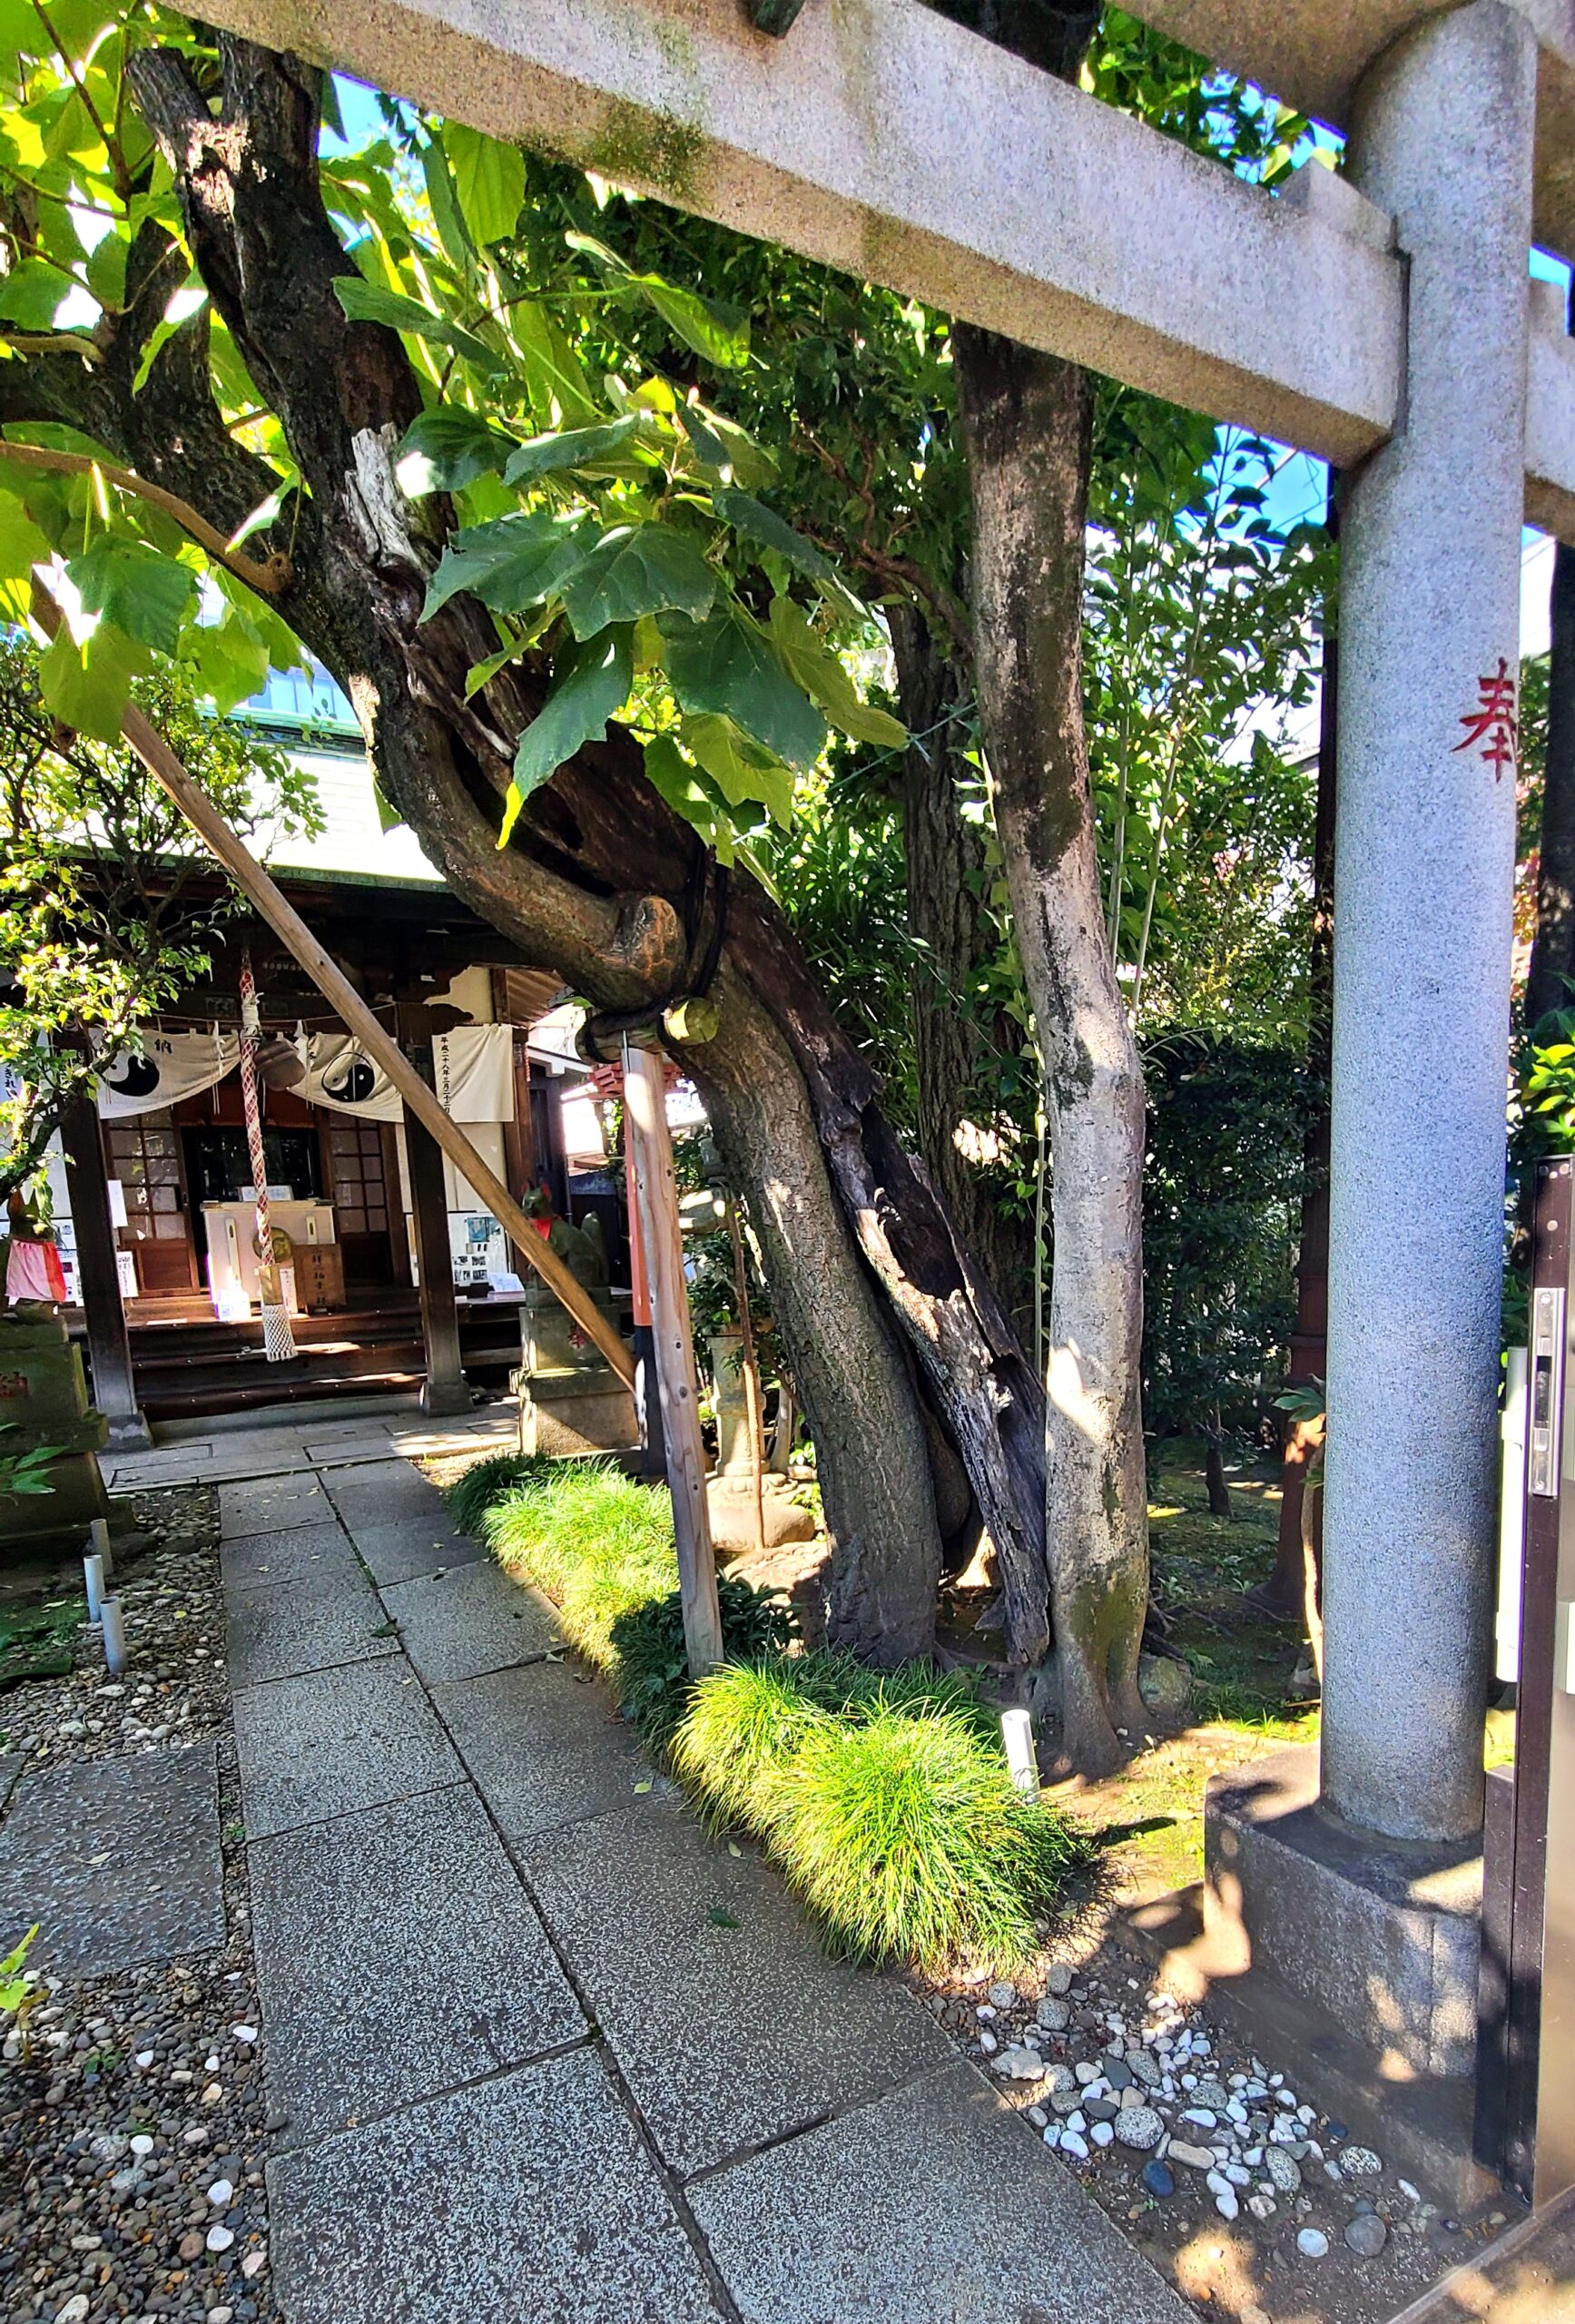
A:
296;1025;514;1123
94;1028;238;1117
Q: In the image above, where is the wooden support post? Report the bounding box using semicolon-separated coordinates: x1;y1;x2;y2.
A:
398;1006;470;1419
58;1086;151;1448
34;589;635;1392
622;1038;724;1677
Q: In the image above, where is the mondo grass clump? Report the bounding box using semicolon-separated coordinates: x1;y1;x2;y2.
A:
481;1462;792;1743
481;1460;1095;1973
672;1654;1096;1974
443;1451;556;1536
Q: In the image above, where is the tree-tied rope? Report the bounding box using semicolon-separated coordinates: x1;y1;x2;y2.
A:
239;959;296;1362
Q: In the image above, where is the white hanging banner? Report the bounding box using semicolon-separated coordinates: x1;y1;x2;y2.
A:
295;1025;514;1125
96;1029;238;1118
296;1032;401;1121
434;1024;514;1123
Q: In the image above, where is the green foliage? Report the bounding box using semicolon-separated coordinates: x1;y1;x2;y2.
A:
487;1454;1093;1970
0;1424;56;1498
0;1922;38;2025
0;13;900;852
607;1574;795;1749
482;1460;794;1742
673;1656;1095;1971
0;638;319;1206
443;1450;556;1534
1141;1032;1310;1444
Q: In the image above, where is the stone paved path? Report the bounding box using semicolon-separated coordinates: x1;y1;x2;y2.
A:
226;1437;1194;2324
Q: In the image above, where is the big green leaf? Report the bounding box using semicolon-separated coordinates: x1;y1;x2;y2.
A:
765;596;907;749
643;732;735;863
663;606;826;771
443;123;526;247
422;511;597;621
332;276;504;374
502;415;645;486
37;617;143;743
502;625;634;843
631;276;749;369
66;538;197;656
396;407;517;497
681;712;795;827
0;258;64;330
560;523;714;639
511;300;598;428
712;485;860;615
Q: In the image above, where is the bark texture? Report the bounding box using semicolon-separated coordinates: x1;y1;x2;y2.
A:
890;603;1038;1339
954;330;1150;1773
3;37;1056;1660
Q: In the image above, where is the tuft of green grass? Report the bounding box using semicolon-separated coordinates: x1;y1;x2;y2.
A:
763;1701;1095;1973
444;1452;557;1536
484;1462;792;1742
673;1652;1096;1972
672;1658;833;1826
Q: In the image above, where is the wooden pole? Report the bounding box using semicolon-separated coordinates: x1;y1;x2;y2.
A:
58;1086;151;1448
34;590;635;1389
621;1037;724;1676
724;1196;766;1554
397;1004;470;1418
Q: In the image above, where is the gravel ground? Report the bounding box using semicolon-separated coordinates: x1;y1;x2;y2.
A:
920;1943;1510;2324
0;1487;279;2324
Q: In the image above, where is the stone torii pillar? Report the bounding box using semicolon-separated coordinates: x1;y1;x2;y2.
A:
1324;0;1536;1846
1205;7;1536;2126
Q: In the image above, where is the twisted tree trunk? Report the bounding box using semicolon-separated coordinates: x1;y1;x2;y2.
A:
0;36;1056;1668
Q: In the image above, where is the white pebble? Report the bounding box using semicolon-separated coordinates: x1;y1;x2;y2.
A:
130;2134;154;2158
1090;2121;1114;2147
241;2251;267;2280
205;2223;234;2253
206;2178;234;2208
1060;2131;1089;2159
1215;2189;1239;2221
1297;2227;1329;2258
134;2049;155;2068
1399;2178;1421;2202
979;2031;998;2054
231;2024;258;2043
54;2299;89;2324
1042;2124;1062;2149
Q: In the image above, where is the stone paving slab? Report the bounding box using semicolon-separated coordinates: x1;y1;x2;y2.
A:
269;2050;720;2324
0;1756;21;1816
351;1514;482;1588
689;2059;1192;2324
219;1475;334;1538
379;1560;557;1684
521;1797;952;2179
233;1657;463;1838
227;1566;395;1690
433;1660;643;1839
301;1433;400;1463
0;1742;223;1976
221;1522;359;1593
251;1782;585;2145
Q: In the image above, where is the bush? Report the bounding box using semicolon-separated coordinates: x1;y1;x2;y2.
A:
483;1462;793;1741
672;1653;1096;1972
485;1462;1096;1972
443;1451;556;1536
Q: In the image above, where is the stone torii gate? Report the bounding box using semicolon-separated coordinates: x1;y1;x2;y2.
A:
195;0;1573;2115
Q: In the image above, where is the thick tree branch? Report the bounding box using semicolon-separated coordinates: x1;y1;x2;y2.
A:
0;437;289;592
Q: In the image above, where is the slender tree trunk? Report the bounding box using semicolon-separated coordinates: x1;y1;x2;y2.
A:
1528;537;1575;1027
954;330;1149;1775
890;603;1038;1338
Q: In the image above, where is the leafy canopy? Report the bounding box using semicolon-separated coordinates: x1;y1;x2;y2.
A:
0;7;901;864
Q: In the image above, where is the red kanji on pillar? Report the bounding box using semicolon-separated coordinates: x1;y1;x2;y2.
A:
1453;657;1518;779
